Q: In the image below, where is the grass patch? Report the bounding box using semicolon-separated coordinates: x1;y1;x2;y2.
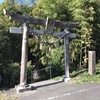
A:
71;68;100;84
0;94;9;100
54;75;64;80
54;68;100;84
0;94;19;100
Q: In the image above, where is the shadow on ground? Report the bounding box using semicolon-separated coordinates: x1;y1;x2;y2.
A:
32;80;63;90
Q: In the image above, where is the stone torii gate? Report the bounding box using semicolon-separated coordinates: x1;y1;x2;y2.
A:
3;9;79;92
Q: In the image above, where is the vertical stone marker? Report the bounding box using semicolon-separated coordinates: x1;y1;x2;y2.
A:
88;51;96;75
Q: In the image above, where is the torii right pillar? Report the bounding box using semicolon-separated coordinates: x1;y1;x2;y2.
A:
63;28;71;82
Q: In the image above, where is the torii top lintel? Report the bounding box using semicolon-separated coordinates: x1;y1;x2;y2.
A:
3;9;79;29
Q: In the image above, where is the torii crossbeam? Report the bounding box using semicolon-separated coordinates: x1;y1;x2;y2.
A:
3;9;79;29
3;9;79;93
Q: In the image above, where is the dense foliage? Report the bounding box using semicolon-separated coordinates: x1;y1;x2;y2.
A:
0;0;100;87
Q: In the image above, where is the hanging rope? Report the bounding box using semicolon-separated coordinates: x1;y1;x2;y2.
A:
28;28;69;45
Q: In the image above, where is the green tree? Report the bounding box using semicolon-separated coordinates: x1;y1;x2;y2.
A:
0;0;22;86
68;0;100;68
32;0;70;20
31;0;72;77
91;1;100;62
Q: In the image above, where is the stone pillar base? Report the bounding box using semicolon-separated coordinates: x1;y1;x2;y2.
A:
62;77;71;82
15;84;33;93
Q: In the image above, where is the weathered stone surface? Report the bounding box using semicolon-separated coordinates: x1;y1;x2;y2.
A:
88;51;96;75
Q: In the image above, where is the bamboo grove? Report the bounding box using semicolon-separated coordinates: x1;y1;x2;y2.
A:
0;0;100;87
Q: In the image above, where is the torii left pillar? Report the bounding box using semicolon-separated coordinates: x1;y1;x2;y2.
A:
15;22;32;93
20;22;28;86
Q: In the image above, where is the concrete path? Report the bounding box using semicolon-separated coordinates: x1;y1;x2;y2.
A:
17;80;100;100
